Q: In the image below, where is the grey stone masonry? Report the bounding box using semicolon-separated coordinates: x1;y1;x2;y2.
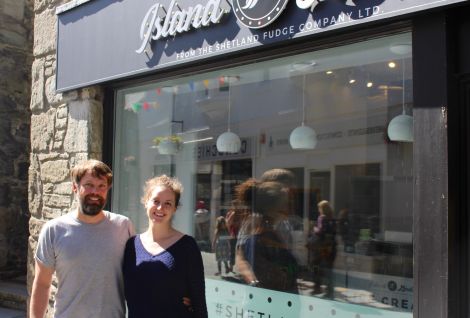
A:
27;0;105;316
0;0;33;280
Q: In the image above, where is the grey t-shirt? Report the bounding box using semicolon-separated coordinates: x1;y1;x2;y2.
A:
35;211;135;318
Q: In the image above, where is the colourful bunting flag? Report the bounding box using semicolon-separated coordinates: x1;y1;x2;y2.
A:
131;103;142;113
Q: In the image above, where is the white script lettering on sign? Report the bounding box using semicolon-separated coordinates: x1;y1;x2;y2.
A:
136;0;369;54
136;0;229;54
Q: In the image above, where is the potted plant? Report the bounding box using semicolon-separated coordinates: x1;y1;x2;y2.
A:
153;135;182;155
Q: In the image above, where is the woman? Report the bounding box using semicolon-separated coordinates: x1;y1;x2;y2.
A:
226;178;257;272
212;216;231;276
235;180;299;293
123;175;207;318
308;200;337;297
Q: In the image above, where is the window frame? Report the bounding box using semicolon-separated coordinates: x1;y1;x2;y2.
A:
102;18;455;318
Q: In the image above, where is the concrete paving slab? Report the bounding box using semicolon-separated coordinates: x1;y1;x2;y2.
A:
0;282;27;298
0;307;26;318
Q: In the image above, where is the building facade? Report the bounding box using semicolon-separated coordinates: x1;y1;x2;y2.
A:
28;0;470;317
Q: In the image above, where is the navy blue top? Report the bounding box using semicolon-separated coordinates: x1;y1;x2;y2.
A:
123;234;208;318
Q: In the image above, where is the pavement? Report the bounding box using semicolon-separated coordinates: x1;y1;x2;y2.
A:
0;277;27;318
0;307;25;318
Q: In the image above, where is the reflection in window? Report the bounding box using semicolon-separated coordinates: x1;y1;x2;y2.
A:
113;33;413;315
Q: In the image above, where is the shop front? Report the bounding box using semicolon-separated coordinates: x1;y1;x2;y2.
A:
35;0;470;317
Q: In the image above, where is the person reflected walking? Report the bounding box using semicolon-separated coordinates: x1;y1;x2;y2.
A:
212;216;231;276
308;200;337;298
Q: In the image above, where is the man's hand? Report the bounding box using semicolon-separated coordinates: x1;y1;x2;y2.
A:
30;260;54;318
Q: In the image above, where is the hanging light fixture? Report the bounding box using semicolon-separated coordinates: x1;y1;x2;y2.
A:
216;76;241;153
151;87;183;155
289;72;317;150
387;44;413;142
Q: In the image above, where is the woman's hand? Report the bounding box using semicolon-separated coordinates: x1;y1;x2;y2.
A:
183;297;193;312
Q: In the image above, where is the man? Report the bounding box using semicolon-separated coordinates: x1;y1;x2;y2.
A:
30;159;135;318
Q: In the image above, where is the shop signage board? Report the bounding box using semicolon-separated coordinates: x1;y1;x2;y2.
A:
56;0;466;91
194;137;253;161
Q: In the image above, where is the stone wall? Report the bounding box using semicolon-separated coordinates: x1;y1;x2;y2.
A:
0;0;33;278
28;0;105;315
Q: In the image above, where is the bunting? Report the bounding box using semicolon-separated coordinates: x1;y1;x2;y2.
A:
127;101;160;113
127;77;237;113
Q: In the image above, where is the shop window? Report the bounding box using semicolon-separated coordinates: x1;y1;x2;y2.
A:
113;32;413;317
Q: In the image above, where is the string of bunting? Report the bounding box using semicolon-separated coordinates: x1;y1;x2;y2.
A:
127;78;225;113
128;101;160;113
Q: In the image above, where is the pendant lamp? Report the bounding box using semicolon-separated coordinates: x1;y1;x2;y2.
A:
216;77;241;153
387;44;413;142
289;73;317;150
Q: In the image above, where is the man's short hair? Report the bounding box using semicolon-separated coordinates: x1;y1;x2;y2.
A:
70;159;113;186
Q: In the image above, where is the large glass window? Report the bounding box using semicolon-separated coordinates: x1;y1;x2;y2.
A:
113;33;413;317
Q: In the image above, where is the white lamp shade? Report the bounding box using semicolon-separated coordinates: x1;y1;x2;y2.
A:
216;131;241;153
289;125;317;149
157;140;179;154
387;114;413;142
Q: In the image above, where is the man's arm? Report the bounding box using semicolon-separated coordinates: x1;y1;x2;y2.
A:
30;260;54;318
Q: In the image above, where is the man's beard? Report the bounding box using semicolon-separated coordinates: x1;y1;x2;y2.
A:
79;194;106;216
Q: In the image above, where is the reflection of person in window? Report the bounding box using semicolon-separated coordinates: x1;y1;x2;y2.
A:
194;200;210;244
259;169;296;250
308;200;337;298
212;216;231;276
337;208;359;253
235;181;299;293
226;179;256;272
